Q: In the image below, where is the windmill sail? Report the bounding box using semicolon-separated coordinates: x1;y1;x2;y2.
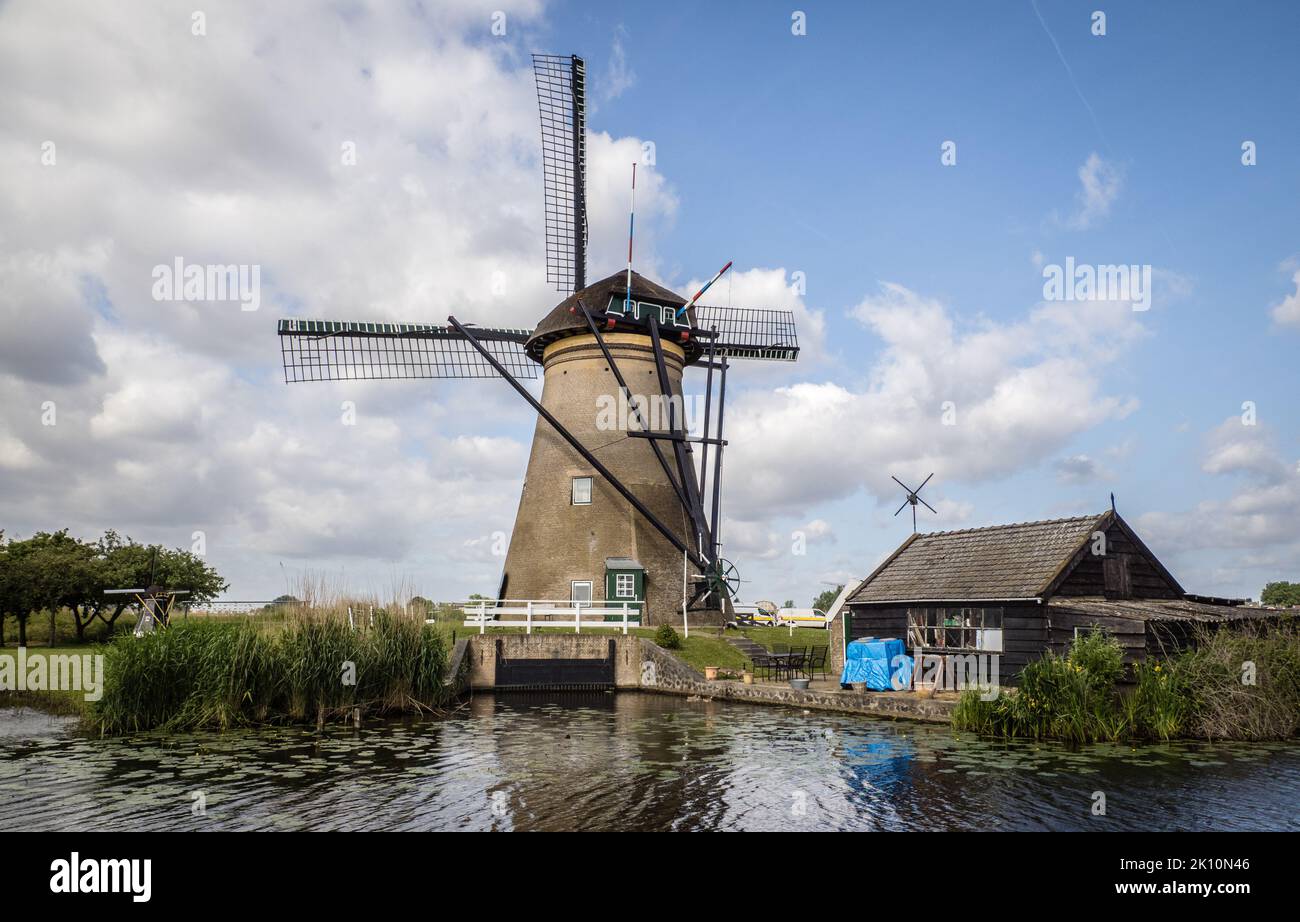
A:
533;53;587;293
694;305;800;361
277;319;537;382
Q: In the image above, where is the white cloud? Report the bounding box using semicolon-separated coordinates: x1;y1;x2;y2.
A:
718;281;1142;519
679;265;827;369
1055;454;1101;484
1200;418;1290;483
598;27;636;105
1137;421;1300;597
1063;152;1121;230
1269;269;1300;328
0;1;652;598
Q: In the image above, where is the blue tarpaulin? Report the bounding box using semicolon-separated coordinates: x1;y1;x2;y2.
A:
841;638;912;691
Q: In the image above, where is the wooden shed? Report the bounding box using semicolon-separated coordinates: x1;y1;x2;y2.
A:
837;510;1280;684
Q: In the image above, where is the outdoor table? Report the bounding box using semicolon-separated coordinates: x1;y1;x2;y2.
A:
767;652;802;679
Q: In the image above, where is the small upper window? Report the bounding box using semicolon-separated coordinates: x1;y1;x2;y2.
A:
572;476;593;505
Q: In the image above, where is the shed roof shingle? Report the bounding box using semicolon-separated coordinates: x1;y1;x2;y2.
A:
848;514;1107;604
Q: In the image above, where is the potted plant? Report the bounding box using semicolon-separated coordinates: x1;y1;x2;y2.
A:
742;670;754;685
704;665;719;681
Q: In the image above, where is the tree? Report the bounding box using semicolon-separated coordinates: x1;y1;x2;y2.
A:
812;585;844;613
1261;581;1300;607
0;531;91;646
0;529;229;645
0;531;27;646
782;599;795;609
66;532;228;641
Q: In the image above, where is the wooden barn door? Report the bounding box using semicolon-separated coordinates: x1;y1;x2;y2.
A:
1103;555;1132;599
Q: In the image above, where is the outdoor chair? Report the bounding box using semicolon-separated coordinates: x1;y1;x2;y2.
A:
768;643;790;679
750;649;775;680
807;646;828;680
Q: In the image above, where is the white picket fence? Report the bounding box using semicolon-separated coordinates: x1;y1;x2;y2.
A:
443;599;644;635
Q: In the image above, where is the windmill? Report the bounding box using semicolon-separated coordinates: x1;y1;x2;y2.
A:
892;473;936;533
104;548;190;637
276;52;800;623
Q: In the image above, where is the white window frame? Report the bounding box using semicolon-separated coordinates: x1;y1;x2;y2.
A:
614;573;636;598
571;476;593;505
570;580;593;603
906;606;1004;653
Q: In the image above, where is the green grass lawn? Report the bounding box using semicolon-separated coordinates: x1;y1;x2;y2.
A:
740;626;831;648
0;644;105;715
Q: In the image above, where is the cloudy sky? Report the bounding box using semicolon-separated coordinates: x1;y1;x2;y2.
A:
1;0;1297;604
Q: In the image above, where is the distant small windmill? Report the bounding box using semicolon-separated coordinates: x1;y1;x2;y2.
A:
104;549;189;637
892;473;937;533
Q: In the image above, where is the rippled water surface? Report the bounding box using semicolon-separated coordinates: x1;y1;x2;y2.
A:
2;693;1297;830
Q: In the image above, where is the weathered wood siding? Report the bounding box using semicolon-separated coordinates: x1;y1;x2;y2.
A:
843;606;907;646
1000;604;1050;682
1046;610;1147;666
846;602;1049;685
1054;523;1180;599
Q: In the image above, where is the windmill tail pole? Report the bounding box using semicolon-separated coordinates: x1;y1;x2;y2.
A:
675;260;733;319
625;162;636;310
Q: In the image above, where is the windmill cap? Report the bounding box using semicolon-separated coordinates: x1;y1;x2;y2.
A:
526;269;699;362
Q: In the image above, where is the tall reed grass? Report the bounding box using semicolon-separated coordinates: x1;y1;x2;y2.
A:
952;619;1300;743
92;604;453;735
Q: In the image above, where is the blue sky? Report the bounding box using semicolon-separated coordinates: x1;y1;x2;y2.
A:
1;0;1297;605
532;0;1300;599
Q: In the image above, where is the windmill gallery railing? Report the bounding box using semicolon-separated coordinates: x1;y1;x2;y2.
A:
446;599;644;635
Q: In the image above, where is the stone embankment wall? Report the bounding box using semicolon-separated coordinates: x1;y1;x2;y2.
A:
461;634;954;723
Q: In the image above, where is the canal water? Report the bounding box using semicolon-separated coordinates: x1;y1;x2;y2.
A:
1;692;1296;831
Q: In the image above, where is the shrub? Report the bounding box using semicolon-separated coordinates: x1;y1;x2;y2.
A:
1067;628;1125;689
92;608;451;735
953;620;1300;742
1130;658;1186;740
653;624;682;650
1174;620;1300;740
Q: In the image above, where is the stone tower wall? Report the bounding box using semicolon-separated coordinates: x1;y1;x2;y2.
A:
501;332;721;625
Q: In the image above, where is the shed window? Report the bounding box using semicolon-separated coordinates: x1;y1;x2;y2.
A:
615;573;636;598
571;476;593;505
907;607;1003;652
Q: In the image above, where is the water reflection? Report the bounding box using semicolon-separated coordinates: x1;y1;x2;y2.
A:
0;695;1296;831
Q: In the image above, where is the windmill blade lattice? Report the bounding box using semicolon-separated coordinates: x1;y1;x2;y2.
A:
532;53;587;293
694;305;799;361
278;319;537;382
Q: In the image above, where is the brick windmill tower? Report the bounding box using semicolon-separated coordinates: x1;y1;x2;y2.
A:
277;54;800;623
